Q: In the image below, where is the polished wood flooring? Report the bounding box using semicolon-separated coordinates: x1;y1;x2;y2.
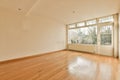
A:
0;51;120;80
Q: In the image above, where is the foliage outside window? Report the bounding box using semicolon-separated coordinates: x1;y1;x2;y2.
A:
100;25;112;45
68;26;97;44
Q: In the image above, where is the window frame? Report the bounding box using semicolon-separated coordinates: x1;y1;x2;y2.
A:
67;14;115;46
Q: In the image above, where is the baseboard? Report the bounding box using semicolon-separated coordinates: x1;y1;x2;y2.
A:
68;49;116;58
0;49;66;64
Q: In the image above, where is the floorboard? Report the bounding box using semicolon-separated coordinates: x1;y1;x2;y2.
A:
0;51;120;80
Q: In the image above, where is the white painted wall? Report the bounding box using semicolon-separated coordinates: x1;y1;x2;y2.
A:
0;8;66;61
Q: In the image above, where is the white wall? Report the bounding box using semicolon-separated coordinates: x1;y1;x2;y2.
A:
0;8;66;61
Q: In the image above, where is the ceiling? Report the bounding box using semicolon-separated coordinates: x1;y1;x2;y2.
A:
0;0;120;24
0;0;38;14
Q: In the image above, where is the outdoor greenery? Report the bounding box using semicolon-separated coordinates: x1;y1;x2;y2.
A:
69;26;97;44
68;15;113;46
68;25;112;45
100;26;112;45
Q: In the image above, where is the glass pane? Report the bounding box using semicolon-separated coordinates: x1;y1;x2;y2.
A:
77;22;85;27
101;34;112;45
68;29;79;44
100;25;112;45
68;24;76;28
78;26;97;44
99;16;113;23
68;26;97;44
86;20;96;25
100;25;112;34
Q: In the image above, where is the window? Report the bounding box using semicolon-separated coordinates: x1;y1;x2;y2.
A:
99;16;114;23
100;25;112;45
86;20;96;25
67;15;114;46
68;24;76;28
68;29;79;44
68;26;97;44
78;26;97;44
77;22;85;27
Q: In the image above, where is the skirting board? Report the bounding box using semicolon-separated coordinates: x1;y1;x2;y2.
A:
0;49;66;64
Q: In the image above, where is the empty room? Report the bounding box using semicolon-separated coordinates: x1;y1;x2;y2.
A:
0;0;120;80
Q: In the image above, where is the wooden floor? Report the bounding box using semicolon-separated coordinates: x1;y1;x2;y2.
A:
0;51;120;80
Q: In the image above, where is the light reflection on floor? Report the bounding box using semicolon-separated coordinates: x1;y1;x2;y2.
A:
68;56;116;80
99;63;112;80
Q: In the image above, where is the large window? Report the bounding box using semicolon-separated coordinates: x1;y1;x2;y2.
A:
67;15;114;45
68;26;97;44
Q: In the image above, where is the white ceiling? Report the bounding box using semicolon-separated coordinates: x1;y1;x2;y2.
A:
0;0;120;24
0;0;38;14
